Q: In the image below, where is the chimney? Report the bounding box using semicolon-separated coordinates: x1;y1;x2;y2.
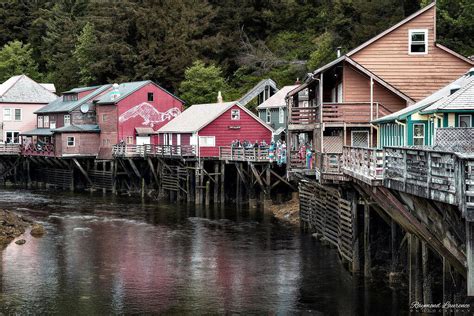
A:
217;91;223;103
337;47;342;58
295;77;301;85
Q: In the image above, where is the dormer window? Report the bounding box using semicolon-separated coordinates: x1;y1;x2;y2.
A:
409;29;428;54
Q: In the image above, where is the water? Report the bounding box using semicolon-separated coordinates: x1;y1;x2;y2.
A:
0;189;406;314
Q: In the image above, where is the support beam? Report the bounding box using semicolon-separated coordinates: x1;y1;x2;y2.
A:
351;192;360;274
422;241;433;304
147;157;159;187
220;162;225;203
73;158;93;187
408;234;422;304
127;158;141;178
269;168;297;191
467;221;474;296
214;163;219;204
364;203;371;278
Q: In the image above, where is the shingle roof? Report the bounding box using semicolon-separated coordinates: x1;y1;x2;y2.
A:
20;128;53;136
374;73;474;122
53;124;100;133
36;84;112;114
0;75;57;103
158;101;273;134
421;75;474;113
257;85;298;109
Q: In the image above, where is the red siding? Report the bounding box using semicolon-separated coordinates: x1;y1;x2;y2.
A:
198;105;272;157
96;104;118;159
115;83;184;144
54;133;100;157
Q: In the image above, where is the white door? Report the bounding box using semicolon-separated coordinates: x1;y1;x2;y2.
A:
136;136;151;145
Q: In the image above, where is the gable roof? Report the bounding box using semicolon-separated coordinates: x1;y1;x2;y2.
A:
36;84;112;114
257;85;298;109
346;2;436;57
96;80;185;104
158;102;273;133
238;79;278;107
374;72;474;123
421;75;474;113
0;75;57;103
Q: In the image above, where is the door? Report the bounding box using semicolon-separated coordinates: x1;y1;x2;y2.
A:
136;136;151;145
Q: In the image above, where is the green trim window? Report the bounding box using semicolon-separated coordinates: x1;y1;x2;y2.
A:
413;123;425;146
266;109;271;124
279;107;284;124
458;114;472;127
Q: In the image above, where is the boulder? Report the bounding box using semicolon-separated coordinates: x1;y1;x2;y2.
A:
30;224;46;237
15;239;26;245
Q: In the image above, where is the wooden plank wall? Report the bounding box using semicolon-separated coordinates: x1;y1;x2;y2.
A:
299;180;353;262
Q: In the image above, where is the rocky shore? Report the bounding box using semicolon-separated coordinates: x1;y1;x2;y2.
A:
270;197;300;226
0;210;45;248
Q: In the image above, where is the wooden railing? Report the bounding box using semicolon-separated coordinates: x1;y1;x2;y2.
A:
341;146;384;185
289;106;319;124
0;144;21;155
21;143;55;157
147;145;196;157
288;150;344;180
219;146;272;162
383;147;459;206
323;102;390;124
320;153;344;176
112;144;196;158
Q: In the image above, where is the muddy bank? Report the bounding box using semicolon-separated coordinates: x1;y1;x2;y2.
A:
0;210;44;248
270;197;300;226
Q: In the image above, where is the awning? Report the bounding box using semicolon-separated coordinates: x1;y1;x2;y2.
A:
273;127;286;135
20;128;53;136
135;127;157;135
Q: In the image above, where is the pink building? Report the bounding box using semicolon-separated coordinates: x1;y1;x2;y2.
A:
0;75;56;144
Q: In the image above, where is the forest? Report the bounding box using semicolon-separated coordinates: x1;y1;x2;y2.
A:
0;0;472;104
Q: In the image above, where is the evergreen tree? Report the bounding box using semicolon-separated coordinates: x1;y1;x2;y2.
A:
73;22;99;85
179;60;229;106
0;40;41;82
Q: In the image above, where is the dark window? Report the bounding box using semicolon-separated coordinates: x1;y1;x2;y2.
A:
148;92;154;102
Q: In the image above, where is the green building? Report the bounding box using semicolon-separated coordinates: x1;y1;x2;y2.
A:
373;69;474;147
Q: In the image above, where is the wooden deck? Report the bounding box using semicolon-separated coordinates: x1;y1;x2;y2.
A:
0;144;21;156
112;144;196;158
219;146;272;162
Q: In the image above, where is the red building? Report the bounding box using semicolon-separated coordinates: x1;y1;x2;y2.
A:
157;101;273;158
22;80;184;158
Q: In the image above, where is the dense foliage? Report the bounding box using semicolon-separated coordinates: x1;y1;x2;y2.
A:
0;0;471;104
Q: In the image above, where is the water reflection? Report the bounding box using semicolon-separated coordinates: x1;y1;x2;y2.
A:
0;189;406;314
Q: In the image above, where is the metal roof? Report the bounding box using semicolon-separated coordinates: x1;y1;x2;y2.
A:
0;75;57;103
36;84;112;114
53;124;100;133
20;128;53;136
421;75;474;114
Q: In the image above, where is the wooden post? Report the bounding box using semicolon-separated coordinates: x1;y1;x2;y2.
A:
363;203;371;278
205;180;210;206
195;161;201;205
263;167;272;210
408;234;422;304
468;222;474;296
351;192;360;274
443;257;453;304
141;178;145;199
214;162;219;204
220;162;225;204
422;241;433;304
236;164;241;204
26;159;31;188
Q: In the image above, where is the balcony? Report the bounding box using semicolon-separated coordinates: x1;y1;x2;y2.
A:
21;143;55;157
288;150;345;182
323;102;390;125
289;102;391;128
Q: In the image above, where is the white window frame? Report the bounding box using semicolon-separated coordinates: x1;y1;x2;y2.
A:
3;108;11;121
168;133;173;146
231;109;240;120
351;130;369;148
37;116;44;128
14;108;22;121
198;136;215;147
409;29;428;55
413;123;425;146
458;114;472;128
43;115;50;128
67;136;75;147
64;114;71;127
279;107;284;124
337;83;343;103
266;108;271;124
176;134;181;146
5;131;20;144
126;136;134;144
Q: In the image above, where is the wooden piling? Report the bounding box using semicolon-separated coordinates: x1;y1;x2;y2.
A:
214;162;219;204
467;221;474;296
422;241;433;304
364;203;371;278
408;234;422;304
205;180;210;206
351;192;360;274
220;162;225;204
